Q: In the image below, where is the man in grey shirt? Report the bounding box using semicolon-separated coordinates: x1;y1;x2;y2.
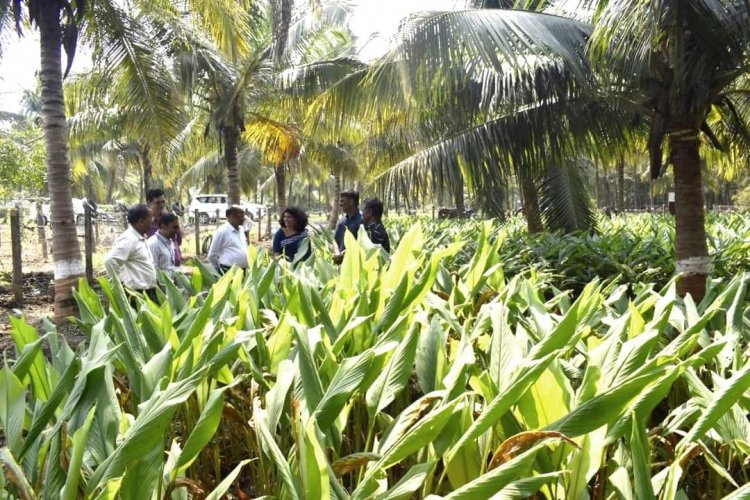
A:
147;213;180;275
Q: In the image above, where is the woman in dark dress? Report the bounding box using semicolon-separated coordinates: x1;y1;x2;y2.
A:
272;206;312;262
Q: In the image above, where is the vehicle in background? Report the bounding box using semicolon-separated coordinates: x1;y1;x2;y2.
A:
72;198;112;224
187;194;268;223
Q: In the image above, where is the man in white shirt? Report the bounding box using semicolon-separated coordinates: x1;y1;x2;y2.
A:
104;204;158;302
207;206;248;273
147;213;180;275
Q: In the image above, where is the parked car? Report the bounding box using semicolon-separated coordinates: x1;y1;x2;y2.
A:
72;198;111;224
438;207;476;219
23;197;51;225
188;194;268;223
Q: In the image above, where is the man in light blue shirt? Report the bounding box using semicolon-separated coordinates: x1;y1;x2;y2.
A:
147;213;180;275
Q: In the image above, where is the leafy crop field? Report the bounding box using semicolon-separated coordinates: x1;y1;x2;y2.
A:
1;213;749;499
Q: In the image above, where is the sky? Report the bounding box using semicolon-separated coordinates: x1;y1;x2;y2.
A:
0;0;459;114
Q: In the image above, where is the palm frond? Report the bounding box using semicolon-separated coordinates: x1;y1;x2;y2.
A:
183;0;254;62
179;150;224;187
243;114;301;164
539;157;597;232
87;1;183;148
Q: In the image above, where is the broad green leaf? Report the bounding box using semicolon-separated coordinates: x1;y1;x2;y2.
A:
85;368;210;495
545;365;668;438
516;361;571;429
529;280;601;360
10;337;44;382
630;415;655;499
445;402;481;489
366;323;419;419
300;421;330;500
449;352;556;461
377;391;446;455
19;358;80;459
356;400;459;499
494;471;566;499
266;359;296;431
376;462;435;500
444;442;546;499
42;431;66;500
204;459;252;500
721;481;750;499
294;325;325;413
61;406;97;500
565;425;607;499
174;380;242;476
0;364;25;455
255;408;302;500
416;316;447;394
680;363;750;450
9;316;52;401
140;342;173;397
119;440;165;498
488;303;521;393
314;351;374;429
174;289;216;358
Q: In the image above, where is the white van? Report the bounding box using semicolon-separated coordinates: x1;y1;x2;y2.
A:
187;194;267;223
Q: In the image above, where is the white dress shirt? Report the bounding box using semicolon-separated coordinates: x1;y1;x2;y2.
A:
207;222;248;269
105;225;158;289
147;232;176;274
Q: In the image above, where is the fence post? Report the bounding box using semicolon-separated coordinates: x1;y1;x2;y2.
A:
257;209;262;241
266;209;272;239
10;208;23;305
194;209;200;256
84;202;94;282
35;201;48;261
216;209;220;226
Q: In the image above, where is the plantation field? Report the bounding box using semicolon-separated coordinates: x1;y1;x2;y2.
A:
1;213;749;498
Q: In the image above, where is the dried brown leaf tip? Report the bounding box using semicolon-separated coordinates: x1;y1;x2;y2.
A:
332;452;382;476
488;430;580;470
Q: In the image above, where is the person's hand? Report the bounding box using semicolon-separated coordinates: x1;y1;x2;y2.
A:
332;252;344;265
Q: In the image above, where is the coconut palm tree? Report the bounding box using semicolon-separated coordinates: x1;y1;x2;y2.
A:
0;3;86;322
311;9;625;232
583;0;750;300
0;1;185;322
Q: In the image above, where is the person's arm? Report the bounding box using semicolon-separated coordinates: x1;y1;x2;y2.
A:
104;238;130;278
206;229;223;268
333;221;345;251
147;238;168;270
146;238;159;267
272;230;283;257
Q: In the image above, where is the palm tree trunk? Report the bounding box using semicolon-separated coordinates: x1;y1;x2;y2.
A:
287;169;295;205
671;131;708;301
328;170;341;229
141;145;153;195
275;162;286;213
106;163;117;203
519;172;543;234
616;159;625;212
594;163;600;208
40;6;83;323
453;174;464;218
223;126;240;205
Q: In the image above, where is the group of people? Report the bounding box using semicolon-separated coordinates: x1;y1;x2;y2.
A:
103;189;184;302
103;188;391;302
273;190;391;264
